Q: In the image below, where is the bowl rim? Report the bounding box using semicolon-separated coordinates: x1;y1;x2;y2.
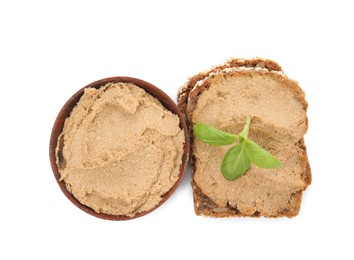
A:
49;76;190;220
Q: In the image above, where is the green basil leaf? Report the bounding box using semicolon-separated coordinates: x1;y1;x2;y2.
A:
243;139;282;168
193;123;238;146
220;144;251;180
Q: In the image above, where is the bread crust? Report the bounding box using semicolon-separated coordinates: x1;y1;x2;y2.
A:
178;57;311;217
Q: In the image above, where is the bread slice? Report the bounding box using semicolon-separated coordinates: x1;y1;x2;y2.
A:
178;58;311;217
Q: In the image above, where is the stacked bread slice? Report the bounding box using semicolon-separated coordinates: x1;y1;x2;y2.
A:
178;58;311;217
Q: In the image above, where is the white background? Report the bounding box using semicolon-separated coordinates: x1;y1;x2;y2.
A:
1;0;353;259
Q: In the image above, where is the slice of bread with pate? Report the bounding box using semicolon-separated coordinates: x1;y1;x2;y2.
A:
178;58;311;217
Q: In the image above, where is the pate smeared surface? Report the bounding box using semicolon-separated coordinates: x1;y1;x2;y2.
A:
56;82;184;217
191;72;308;216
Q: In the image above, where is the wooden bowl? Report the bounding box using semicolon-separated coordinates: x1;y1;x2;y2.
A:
49;77;190;220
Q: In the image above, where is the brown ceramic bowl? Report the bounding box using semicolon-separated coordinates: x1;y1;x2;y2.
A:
49;77;190;220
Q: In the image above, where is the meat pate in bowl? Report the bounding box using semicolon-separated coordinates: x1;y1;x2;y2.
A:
50;77;189;220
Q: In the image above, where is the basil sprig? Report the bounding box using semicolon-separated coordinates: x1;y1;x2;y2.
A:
193;117;282;180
